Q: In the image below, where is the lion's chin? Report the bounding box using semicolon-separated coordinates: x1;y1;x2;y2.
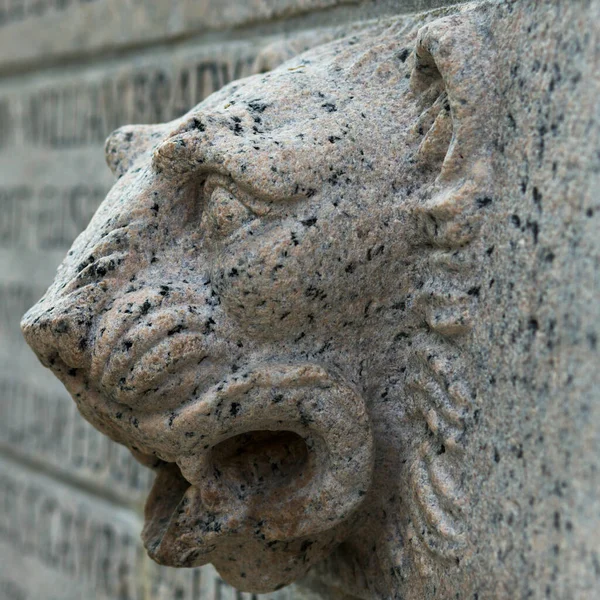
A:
142;462;192;562
142;461;222;568
139;456;331;595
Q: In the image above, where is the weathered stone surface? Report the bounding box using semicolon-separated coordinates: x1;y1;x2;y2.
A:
17;1;600;599
0;20;370;598
0;0;465;72
0;20;364;599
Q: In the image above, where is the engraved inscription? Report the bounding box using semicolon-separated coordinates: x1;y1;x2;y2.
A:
0;186;105;250
0;464;291;599
0;471;146;598
0;0;101;27
0;58;258;150
0;578;27;600
0;376;154;500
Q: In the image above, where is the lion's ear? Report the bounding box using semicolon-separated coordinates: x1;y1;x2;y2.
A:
410;8;497;185
104;124;168;179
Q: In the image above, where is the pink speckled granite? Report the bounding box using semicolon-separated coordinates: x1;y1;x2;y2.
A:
21;2;600;598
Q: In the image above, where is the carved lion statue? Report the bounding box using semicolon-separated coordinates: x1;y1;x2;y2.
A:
22;4;496;598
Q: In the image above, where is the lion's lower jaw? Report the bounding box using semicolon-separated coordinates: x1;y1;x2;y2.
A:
140;458;354;594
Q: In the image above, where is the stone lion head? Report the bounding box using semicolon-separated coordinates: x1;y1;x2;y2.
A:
22;5;495;597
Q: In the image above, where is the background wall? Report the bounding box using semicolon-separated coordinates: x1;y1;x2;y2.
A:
0;1;462;598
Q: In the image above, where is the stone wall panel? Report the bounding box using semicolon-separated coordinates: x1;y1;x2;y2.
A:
0;460;293;599
0;0;467;72
3;0;598;598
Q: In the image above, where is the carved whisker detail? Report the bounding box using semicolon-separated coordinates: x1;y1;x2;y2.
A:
404;263;478;571
428;248;473;271
412;91;449;136
425;457;467;512
408;455;465;559
406;334;473;566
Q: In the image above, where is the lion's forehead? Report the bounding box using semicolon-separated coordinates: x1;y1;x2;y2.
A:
151;39;419;203
185;22;411;119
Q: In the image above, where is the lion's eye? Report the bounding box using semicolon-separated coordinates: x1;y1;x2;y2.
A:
201;185;253;239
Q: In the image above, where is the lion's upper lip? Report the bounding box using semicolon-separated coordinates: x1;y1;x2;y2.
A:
90;298;227;412
20;230;133;370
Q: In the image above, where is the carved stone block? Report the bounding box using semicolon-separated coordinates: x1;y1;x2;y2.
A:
20;1;600;598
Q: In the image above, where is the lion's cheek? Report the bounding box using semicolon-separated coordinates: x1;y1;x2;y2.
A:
209;231;337;341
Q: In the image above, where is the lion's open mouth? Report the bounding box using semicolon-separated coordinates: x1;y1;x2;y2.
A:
139;429;311;567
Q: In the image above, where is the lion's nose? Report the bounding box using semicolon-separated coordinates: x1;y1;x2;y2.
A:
21;297;91;374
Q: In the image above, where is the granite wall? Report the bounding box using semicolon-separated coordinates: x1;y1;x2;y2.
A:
0;1;464;598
